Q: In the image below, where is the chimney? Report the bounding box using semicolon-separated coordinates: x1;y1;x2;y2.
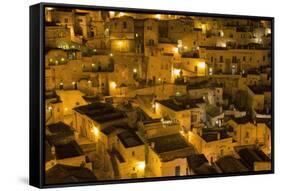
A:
217;132;221;140
220;106;223;113
51;146;56;155
150;142;155;149
74;131;79;141
198;128;203;137
266;107;269;114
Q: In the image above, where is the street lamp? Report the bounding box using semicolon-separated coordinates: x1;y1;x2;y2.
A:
173;47;179;54
198;62;206;69
111;81;117;89
155;14;161;20
173;69;181;77
136;161;145;170
47;106;52;112
91;126;99;137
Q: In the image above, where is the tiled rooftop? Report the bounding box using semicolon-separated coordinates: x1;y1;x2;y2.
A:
46;164;97;184
156;97;203;112
216;156;249;173
55;141;84;160
248;85;271;94
117;130;144;148
74;103;126;123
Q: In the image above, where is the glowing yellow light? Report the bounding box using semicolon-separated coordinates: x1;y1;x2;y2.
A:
266;28;271;35
173;47;179;53
209;68;213;75
118;41;123;46
61;57;65;62
48;106;52;111
155;14;161;20
180;130;185;135
158;78;161;81
220;30;224;37
201;24;206;34
91;126;99;136
109;53;113;57
111;81;117;89
64;107;68;111
198;62;206;69
218;42;226;47
133;68;137;73
93;49;97;52
177;40;183;48
137;161;145;170
72;81;76;85
88;80;92;84
49;58;53;62
173;69;181;77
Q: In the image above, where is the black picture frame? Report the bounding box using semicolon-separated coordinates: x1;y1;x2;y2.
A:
30;2;274;188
